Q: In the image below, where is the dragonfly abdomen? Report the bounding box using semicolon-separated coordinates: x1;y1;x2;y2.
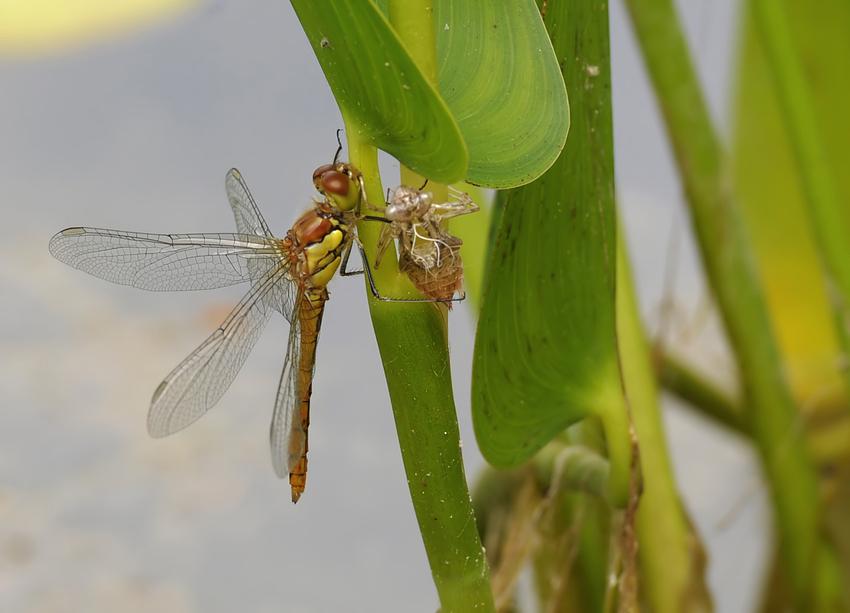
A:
288;287;328;503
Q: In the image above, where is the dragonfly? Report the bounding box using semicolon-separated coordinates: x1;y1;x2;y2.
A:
371;184;479;306
49;164;367;502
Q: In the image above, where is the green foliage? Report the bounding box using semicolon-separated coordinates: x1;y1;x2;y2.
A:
288;1;570;611
626;0;850;608
283;0;850;610
434;0;569;187
734;0;850;606
290;0;467;183
470;0;634;508
292;0;567;189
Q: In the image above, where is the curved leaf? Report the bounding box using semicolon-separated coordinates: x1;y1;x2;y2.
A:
435;0;569;188
471;1;631;505
290;0;468;184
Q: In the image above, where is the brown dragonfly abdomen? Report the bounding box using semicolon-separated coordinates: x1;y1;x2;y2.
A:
288;286;328;503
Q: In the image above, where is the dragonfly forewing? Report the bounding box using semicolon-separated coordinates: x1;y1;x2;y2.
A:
48;228;279;292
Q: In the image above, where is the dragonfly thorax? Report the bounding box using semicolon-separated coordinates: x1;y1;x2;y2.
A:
288;207;351;289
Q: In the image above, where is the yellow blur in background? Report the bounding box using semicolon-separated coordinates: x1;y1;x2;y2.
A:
0;0;200;57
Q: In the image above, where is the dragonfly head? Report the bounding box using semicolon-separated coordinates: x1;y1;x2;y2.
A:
313;163;364;212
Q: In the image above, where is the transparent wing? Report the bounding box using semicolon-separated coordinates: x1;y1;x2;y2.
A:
226;169;292;317
226;169;273;238
49;227;279;291
147;263;293;437
269;294;304;478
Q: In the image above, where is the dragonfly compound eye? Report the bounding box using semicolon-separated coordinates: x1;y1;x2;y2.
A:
312;164;336;195
320;170;350;198
312;164;336;183
317;169;361;212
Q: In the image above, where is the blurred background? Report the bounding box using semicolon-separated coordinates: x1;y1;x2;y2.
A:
0;0;761;611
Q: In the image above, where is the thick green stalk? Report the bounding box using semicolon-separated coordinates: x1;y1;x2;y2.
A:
622;0;819;605
346;4;494;610
750;0;850;405
617;224;714;613
349;142;494;612
389;0;450;296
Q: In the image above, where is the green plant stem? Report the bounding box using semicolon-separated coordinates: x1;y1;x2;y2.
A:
576;497;609;612
622;0;820;605
657;351;746;435
532;442;611;500
618;224;714;613
660;352;850;468
349;141;494;613
347;4;494;609
750;0;850;408
592;386;635;508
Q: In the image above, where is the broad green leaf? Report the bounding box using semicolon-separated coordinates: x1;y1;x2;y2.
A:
290;0;468;184
435;0;569;188
471;2;631;505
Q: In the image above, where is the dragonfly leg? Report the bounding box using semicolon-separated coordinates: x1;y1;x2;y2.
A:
339;241;364;277
339;222;401;277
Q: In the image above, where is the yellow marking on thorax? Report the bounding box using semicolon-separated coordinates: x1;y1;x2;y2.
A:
304;226;345;287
